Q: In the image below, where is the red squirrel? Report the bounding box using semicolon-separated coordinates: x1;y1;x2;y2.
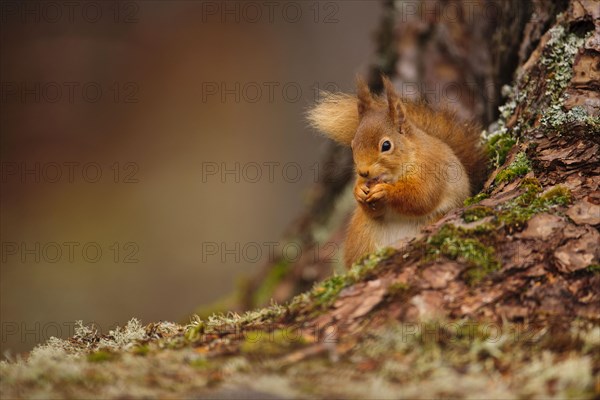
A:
308;76;488;267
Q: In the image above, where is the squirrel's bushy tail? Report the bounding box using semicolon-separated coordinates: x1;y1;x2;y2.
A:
306;92;361;146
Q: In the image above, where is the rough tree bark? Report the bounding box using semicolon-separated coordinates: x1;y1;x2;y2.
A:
238;0;559;311
275;0;600;330
2;1;599;398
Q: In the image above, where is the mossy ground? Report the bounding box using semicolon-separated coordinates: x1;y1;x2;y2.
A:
2;317;597;399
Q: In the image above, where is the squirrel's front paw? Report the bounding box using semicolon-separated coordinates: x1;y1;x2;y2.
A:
360;183;390;218
353;182;370;204
366;183;390;204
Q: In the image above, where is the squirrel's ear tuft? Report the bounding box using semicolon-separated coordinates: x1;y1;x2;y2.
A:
356;76;374;118
382;76;406;131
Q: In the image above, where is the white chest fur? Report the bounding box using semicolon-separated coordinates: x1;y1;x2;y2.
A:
370;213;430;248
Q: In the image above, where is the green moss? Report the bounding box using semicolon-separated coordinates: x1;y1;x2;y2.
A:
498;184;571;227
586;264;600;273
495;152;531;184
312;248;394;308
253;259;292;306
184;303;286;344
540;186;572;204
132;345;150;356
462;206;494;223
469;222;497;234
463;192;490;207
387;282;410;297
519;177;543;193
288;247;395;315
348;247;395;281
184;318;205;342
487;133;516;168
311;274;346;308
189;357;210;369
427;225;500;285
87;350;117;363
240;328;307;357
463;258;501;285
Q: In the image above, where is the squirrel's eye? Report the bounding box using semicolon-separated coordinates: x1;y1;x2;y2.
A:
381;140;392;152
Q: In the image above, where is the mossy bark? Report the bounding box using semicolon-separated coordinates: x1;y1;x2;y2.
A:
238;0;537;312
2;1;599;399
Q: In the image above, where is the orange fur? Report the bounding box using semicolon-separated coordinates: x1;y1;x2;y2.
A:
307;82;487;193
308;76;488;268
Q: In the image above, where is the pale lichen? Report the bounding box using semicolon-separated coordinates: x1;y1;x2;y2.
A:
541;25;585;104
486;23;591;144
538;25;598;133
541;105;600;130
98;318;146;350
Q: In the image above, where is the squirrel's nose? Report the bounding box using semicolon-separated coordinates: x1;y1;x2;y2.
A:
358;169;369;178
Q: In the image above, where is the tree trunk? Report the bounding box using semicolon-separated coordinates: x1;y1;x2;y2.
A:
2;1;599;399
238;0;576;311
280;0;600;328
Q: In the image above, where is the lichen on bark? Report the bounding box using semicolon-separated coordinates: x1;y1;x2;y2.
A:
2;1;599;399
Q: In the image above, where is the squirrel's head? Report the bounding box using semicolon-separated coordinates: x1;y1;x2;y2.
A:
351;76;412;183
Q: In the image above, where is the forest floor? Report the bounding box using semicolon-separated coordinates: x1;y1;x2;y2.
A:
1;292;598;399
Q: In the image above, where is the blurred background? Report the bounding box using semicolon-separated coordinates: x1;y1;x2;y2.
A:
0;1;382;355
